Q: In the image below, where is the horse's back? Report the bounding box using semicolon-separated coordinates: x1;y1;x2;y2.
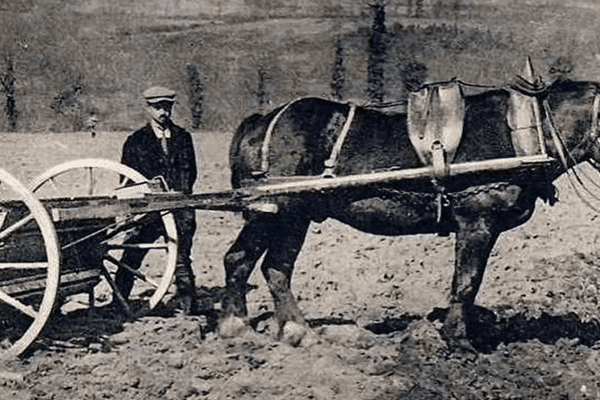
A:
230;97;422;186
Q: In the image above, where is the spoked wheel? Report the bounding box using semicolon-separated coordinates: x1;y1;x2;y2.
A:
29;159;178;316
0;169;60;360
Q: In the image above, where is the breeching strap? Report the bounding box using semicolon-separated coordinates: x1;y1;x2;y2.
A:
259;99;357;176
260;98;302;173
323;103;357;177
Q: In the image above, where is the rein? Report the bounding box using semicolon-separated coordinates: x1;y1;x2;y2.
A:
542;99;570;171
572;91;600;194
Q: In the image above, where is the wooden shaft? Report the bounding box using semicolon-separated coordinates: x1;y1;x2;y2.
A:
252;154;553;195
47;154;554;222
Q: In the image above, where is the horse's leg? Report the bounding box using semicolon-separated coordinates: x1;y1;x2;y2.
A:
221;215;272;325
259;215;311;335
219;214;310;339
444;218;498;353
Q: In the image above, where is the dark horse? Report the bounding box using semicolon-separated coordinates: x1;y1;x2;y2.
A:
220;78;600;352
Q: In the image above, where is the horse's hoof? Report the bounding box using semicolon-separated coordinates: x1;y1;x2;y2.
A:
282;321;309;347
218;315;250;338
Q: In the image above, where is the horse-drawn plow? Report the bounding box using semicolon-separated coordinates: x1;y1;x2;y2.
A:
0;151;554;359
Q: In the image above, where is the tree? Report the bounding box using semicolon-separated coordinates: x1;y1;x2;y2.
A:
367;1;387;103
50;79;85;132
1;51;17;131
186;64;204;129
257;66;273;113
0;2;87;132
400;59;428;93
415;0;424;18
331;38;346;101
0;18;29;132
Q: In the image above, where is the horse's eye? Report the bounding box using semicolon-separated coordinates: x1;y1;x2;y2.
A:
549;68;556;74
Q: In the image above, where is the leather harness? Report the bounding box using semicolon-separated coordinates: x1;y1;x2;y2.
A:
259;99;357;177
252;85;600;234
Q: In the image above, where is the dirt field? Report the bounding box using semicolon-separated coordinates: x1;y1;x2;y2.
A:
2;130;600;399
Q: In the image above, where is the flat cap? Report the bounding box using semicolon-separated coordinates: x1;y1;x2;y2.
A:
143;86;176;104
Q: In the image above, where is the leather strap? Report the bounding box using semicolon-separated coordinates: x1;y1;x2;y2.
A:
260;99;302;173
323;103;356;177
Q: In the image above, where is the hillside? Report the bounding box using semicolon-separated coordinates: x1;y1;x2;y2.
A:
0;0;599;132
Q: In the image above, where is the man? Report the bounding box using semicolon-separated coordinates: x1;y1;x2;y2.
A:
116;86;198;315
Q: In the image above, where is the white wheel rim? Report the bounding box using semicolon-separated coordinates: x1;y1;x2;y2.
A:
0;168;60;360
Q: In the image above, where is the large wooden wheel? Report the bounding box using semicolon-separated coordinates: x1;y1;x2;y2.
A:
0;168;60;360
29;159;178;315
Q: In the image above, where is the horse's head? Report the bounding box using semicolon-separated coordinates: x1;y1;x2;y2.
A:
544;79;600;171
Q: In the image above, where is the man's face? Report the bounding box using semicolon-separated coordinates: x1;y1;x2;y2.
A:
147;101;173;126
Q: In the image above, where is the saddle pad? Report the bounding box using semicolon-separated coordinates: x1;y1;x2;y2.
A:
506;89;543;157
408;81;465;165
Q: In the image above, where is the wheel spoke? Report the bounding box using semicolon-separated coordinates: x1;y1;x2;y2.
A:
0;262;48;270
0;214;34;241
103;254;161;288
0;288;37;319
0;211;7;227
107;243;168;250
59;213;144;251
101;214;149;243
87;167;94;196
61;224;113;251
98;264;133;317
45;177;60;197
101;211;173;244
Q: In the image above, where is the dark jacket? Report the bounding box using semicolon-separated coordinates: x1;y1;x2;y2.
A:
121;122;197;193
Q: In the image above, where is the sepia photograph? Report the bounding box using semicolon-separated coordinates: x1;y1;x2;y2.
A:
1;0;600;398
